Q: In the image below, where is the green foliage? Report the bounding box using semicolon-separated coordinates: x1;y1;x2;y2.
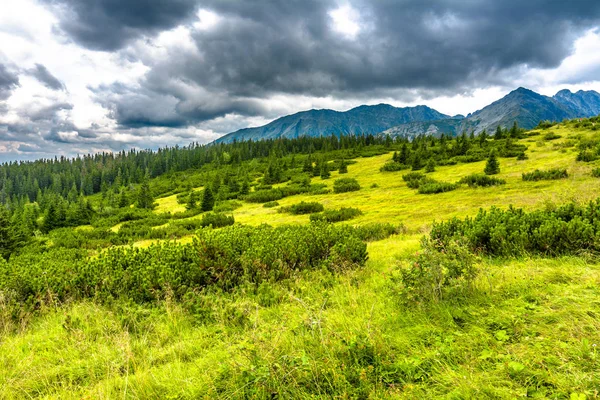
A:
352;223;405;241
543;132;561;141
333;178;361;193
213;200;243;212
417;181;458;194
200;212;235;228
338;159;348;174
280;201;325;215
430;199;600;256
0;224;367;308
576;150;598;162
310;207;362;223
522;168;568;181
459;174;506;187
398;238;478;303
136;177;155;209
425;159;436;173
591;168;600;178
380;162;409;172
200;187;215;211
244;188;284;203
484;150;500;175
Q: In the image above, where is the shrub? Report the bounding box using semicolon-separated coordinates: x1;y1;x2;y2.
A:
418;181;458;194
263;201;280;208
543;132;561;141
398;238;478;303
310;207;362;223
522;168;568;181
280;201;325;215
592;168;600;178
576;150;598;162
213;200;243;212
429;199;600;256
380;162;409;172
0;224;368;308
484;150;500;175
353;223;405;241
333;178;361;193
459;174;506;187
244;189;284;203
200;212;235;228
516;152;528;160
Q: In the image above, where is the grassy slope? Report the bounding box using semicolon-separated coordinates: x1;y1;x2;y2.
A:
2;124;600;398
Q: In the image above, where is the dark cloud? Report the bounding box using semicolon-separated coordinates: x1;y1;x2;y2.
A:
0;63;19;100
44;0;199;51
78;0;600;130
30;64;66;91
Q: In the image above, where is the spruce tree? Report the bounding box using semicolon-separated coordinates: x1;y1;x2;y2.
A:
425;158;436;173
494;126;504;140
411;153;423;171
339;159;348;174
136;178;154;209
320;162;331;179
484;150;500;175
0;207;14;260
201;187;215;212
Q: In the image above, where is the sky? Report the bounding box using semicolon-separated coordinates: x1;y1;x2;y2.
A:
1;0;600;162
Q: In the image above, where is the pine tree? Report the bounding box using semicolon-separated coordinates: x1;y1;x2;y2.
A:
118;189;129;208
494;126;504;140
136;177;154;209
425;158;436;173
320;162;331;179
399;143;410;164
484;150;500;175
479;129;488;147
201;187;215;212
0;207;14;260
510;121;520;138
42;202;61;233
411;153;423;171
339;159;348;174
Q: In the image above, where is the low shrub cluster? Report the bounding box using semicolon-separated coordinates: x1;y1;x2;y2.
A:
310;207;362;223
380;162;409;172
417;181;458;194
200;212;235;228
429;199;600;256
352;223;405;241
459;174;506;187
263;201;280;208
0;223;368;310
592;168;600;178
522;168;568;181
280;201;325;215
333;178;361;193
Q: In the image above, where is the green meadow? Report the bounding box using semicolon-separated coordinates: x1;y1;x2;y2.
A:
1;120;600;399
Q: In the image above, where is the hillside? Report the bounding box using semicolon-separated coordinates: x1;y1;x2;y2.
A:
216;104;449;143
2;117;600;397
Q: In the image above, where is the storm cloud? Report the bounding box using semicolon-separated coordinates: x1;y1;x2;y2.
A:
75;0;600;128
2;0;600;161
30;64;66;91
0;64;19;101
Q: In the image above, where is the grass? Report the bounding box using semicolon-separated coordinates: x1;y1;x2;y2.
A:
1;235;599;398
4;123;600;398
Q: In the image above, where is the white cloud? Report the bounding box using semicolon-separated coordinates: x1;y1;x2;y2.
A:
329;4;361;39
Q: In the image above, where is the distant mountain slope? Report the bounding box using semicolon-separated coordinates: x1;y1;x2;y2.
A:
216;87;600;142
463;87;577;133
553;89;600;117
215;104;449;143
382;87;600;137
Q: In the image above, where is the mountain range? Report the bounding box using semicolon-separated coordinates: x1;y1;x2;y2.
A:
216;88;600;143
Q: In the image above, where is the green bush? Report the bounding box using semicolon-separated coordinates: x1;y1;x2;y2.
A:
280;201;325;215
543;132;561;141
213;201;243;212
418;181;458;194
522;168;568;181
380;162;409;172
263;201;280;208
333;178;361;193
459;174;506;187
244;189;284;203
398;238;478;303
592;168;600;178
0;224;368;308
429;200;600;256
352;223;405;241
576;150;598;162
200;213;235;228
310;207;362;223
